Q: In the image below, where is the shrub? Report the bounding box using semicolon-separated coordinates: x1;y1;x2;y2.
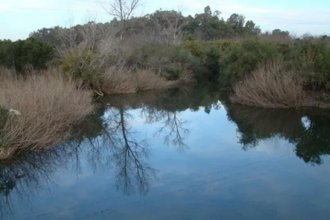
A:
102;67;137;94
136;69;173;91
183;39;223;81
0;107;8;147
0;38;54;73
127;44;194;80
101;68;172;94
61;49;103;90
231;61;308;108
0;70;93;159
219;39;281;86
286;39;330;91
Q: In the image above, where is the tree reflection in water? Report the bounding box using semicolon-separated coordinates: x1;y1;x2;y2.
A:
0;104;156;216
226;103;330;165
105;107;154;195
0;147;71;217
140;107;190;150
69;103;157;195
1;86;329;217
156;111;189;150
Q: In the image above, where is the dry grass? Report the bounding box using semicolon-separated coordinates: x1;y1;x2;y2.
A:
231;61;308;108
0;69;93;159
102;68;174;95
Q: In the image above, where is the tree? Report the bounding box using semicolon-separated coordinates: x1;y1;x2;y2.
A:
103;0;140;38
186;6;224;40
227;13;245;35
244;20;261;36
0;38;54;73
272;29;289;37
149;10;185;44
104;0;140;22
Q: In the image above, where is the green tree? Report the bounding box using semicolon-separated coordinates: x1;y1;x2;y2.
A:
227;13;245;36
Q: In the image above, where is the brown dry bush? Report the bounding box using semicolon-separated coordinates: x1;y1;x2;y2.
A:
102;68;173;95
231;61;308;108
102;67;138;94
0;69;93;159
136;70;173;91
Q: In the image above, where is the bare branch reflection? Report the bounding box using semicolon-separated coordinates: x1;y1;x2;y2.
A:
156;112;190;150
0;147;71;217
0;104;157;216
106;107;155;195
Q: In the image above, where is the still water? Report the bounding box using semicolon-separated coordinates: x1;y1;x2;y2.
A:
1;87;330;220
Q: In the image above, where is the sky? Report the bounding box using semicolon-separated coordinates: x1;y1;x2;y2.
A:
0;0;330;40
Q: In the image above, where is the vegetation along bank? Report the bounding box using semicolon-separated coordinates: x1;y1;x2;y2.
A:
0;5;329;159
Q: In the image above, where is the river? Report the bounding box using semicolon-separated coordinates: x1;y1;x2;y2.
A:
1;87;330;219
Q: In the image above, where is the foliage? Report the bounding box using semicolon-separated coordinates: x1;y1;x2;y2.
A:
127;44;194;80
182;6;260;40
182;39;222;81
61;50;103;90
284;39;330;90
0;38;54;73
218;39;281;86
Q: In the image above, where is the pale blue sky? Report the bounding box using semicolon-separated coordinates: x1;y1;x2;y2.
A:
1;0;330;40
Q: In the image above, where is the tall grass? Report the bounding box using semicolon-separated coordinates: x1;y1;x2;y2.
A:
231;61;308;108
0;70;93;159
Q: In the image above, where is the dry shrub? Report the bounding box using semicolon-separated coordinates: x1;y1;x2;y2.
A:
231;61;307;108
102;68;173;95
102;67;137;94
0;66;13;77
136;70;173;91
0;69;93;159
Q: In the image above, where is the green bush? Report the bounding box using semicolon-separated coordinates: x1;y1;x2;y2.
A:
0;40;15;68
218;39;281;86
285;39;330;90
61;50;103;89
127;44;194;80
183;39;223;81
0;38;54;73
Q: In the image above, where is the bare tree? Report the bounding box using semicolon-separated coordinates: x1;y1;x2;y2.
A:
103;0;140;22
102;0;140;38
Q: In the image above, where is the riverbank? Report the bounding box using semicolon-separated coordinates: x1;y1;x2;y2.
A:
0;67;193;160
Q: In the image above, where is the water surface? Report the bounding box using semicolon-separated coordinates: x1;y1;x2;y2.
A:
1;87;330;220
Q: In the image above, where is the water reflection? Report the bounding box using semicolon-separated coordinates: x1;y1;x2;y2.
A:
226;103;330;165
106;107;154;195
104;87;222;150
0;86;330;218
155;111;189;150
70;104;157;195
0;147;71;217
0;106;154;216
